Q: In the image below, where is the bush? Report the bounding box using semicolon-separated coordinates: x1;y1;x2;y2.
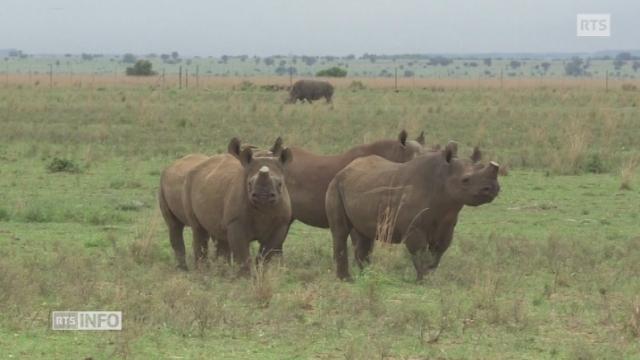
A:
47;158;80;173
0;208;10;221
316;67;347;77
126;60;156;76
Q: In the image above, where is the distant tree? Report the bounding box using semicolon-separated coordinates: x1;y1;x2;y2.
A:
316;67;347;77
263;57;275;66
403;70;415;77
171;51;180;60
633;61;640;72
613;59;626;70
274;66;293;76
186;59;192;65
301;56;317;66
221;55;229;64
564;57;585;76
483;58;492;66
279;59;286;67
81;53;94;61
509;60;521;69
126;60;156;76
616;52;632;61
161;54;170;62
541;62;551;72
344;54;356;60
428;56;452;66
122;53;137;64
325;55;336;62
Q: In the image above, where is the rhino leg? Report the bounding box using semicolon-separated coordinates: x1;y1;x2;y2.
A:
169;225;187;271
215;238;231;263
227;222;252;277
326;180;352;281
404;227;434;281
351;229;373;269
192;226;210;269
258;222;291;263
159;188;188;270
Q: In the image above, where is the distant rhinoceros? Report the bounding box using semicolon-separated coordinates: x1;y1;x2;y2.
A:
159;138;293;274
326;142;500;281
287;80;334;104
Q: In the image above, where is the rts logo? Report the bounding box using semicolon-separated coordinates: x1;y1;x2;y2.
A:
577;14;611;37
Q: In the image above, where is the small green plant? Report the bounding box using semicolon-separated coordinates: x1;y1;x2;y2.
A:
316;67;347;77
47;157;80;173
0;208;10;221
348;80;366;91
584;153;606;173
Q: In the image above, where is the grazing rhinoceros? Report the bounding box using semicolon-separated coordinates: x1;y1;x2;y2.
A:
287;79;334;104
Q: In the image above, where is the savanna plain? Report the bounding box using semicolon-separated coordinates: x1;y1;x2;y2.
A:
0;79;639;359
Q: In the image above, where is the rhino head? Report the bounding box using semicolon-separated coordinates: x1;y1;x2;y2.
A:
228;137;293;207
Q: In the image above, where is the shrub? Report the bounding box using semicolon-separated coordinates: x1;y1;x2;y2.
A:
622;83;637;91
126;60;156;76
584;153;606;173
47;158;80;173
0;208;10;221
316;67;347;77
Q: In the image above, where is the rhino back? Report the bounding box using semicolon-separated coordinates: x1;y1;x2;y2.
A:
183;154;246;236
160;154;209;225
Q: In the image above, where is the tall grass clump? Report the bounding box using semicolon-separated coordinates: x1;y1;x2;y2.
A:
620;156;640;190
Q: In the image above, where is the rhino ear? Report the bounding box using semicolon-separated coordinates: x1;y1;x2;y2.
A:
239;147;253;167
471;146;482;163
398;129;408;146
415;131;425;145
270;137;284;156
443;141;458;163
279;147;293;165
228;137;241;159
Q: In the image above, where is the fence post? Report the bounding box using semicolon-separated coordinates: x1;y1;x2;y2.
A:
179;66;182;89
500;68;504;89
49;64;53;88
162;68;165;87
394;67;398;91
605;70;609;92
185;68;189;88
196;65;199;88
289;67;293;87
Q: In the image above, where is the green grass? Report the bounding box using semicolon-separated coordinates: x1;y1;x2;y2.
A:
0;84;639;359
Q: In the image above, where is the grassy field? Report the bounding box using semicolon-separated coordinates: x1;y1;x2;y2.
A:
1;82;639;359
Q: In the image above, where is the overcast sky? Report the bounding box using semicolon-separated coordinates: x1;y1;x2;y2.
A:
1;0;637;56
